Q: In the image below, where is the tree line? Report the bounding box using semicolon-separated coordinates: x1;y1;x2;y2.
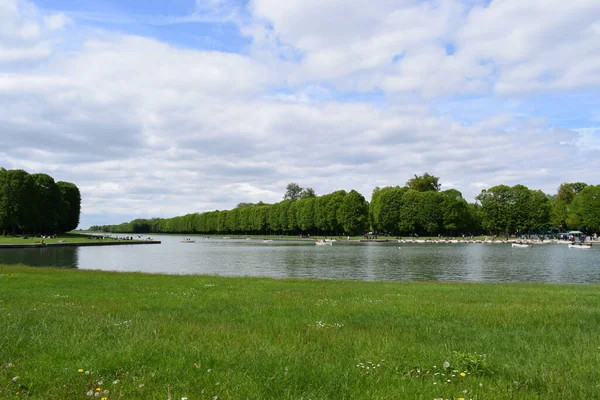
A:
90;174;600;236
0;168;81;235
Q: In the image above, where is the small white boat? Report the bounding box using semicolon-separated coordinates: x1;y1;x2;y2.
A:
180;239;195;243
512;243;532;248
315;240;332;246
568;243;591;250
263;239;273;243
222;237;230;239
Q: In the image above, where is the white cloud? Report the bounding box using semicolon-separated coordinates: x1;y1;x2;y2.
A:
0;0;69;64
44;13;70;30
246;0;600;96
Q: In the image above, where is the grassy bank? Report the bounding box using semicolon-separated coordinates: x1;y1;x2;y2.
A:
1;265;599;399
0;233;147;246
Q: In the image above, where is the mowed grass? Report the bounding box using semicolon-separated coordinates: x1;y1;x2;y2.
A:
0;233;148;245
1;265;600;399
0;233;127;245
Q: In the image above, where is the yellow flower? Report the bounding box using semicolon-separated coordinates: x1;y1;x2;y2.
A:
78;369;84;373
101;398;108;400
458;398;464;400
96;388;102;391
460;372;466;377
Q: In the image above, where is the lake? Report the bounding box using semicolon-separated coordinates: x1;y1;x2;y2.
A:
1;235;599;284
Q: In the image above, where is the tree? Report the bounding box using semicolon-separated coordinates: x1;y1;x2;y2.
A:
283;182;303;201
572;185;600;232
300;187;316;199
406;172;441;192
552;182;588;229
338;190;369;235
476;185;512;234
439;189;469;235
30;173;62;234
56;181;81;233
0;169;36;234
371;186;406;234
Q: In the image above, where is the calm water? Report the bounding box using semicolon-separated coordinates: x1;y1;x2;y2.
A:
1;235;599;284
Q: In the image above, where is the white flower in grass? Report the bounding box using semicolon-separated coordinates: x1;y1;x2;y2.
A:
113;379;120;385
12;376;18;382
443;361;450;368
182;397;188;400
86;390;94;396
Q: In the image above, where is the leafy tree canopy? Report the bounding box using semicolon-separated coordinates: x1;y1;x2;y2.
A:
284;182;303;201
406;172;441;192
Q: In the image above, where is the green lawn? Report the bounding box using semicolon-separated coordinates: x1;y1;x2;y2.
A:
1;265;599;399
0;233;142;245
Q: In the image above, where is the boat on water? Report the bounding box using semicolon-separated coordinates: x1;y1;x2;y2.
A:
315;240;332;246
568;243;591;250
512;243;532;248
262;239;273;243
180;238;195;243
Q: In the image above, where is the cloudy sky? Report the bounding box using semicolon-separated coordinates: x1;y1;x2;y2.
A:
1;0;599;229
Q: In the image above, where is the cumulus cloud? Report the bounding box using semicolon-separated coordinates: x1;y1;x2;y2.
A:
247;0;600;96
0;0;69;63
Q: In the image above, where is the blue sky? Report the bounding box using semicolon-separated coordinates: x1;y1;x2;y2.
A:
1;0;599;228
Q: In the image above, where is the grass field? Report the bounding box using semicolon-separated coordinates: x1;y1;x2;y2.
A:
0;233;147;246
1;265;599;399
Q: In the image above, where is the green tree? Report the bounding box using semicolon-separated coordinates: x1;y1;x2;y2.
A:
56;181;81;233
296;198;315;233
476;185;512;234
406;172;441;192
572;185;600;232
338;190;369;235
439;189;469;235
30;173;62;233
378;186;407;234
0;169;36;234
284;183;303;201
300;188;316;199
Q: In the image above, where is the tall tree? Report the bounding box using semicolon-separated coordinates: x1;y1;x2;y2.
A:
0;169;36;234
56;181;81;233
572;185;600;232
300;187;316;199
476;185;512;234
439;189;469;235
283;182;303;201
31;173;62;234
338;190;369;235
406;172;441;192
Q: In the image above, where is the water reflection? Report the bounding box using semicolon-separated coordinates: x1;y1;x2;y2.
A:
0;247;78;268
1;236;599;284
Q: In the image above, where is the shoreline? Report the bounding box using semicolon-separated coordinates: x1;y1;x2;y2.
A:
0;240;161;249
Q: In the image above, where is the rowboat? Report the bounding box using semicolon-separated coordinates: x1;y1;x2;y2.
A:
315;240;332;246
568;243;591;250
263;239;273;243
512;243;532;248
180;239;195;243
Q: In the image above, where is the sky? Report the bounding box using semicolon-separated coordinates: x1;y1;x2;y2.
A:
1;0;599;229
